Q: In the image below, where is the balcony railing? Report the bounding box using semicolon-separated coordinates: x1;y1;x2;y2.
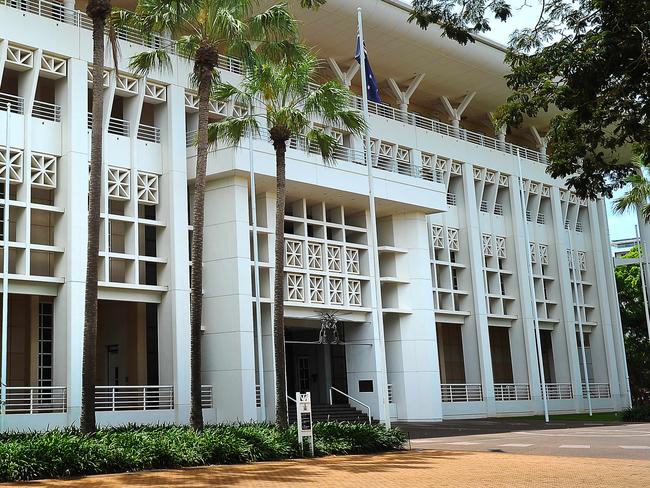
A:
4;386;67;414
0;92;25;114
582;383;611;399
32;100;61;122
494;383;531;401
479;200;488;213
543;383;573;400
137;124;161;143
107;117;130;137
446;192;457;206
95;385;174;411
494;202;504;216
441;383;483;403
201;384;213;408
537;212;545;225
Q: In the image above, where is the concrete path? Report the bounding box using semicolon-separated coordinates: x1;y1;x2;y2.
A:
8;450;650;487
397;419;650;460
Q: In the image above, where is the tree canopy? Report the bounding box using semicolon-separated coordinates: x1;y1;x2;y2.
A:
410;0;650;199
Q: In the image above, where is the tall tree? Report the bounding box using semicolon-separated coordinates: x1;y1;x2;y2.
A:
80;0;115;435
122;0;300;431
615;246;650;404
409;0;650;199
613;149;650;223
208;51;366;426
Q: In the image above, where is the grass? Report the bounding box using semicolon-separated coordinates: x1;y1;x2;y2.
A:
500;412;624;422
0;422;406;482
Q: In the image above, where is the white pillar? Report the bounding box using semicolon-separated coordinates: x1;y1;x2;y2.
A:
440;92;476;129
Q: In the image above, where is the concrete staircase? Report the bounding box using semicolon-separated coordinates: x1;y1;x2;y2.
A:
288;404;372;424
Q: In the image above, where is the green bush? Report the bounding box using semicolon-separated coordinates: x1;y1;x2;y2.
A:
0;422;405;482
622;405;650;422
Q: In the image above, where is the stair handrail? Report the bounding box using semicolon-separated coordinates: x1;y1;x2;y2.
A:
329;387;372;424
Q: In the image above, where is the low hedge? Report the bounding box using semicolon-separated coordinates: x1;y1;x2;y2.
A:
622;405;650;422
0;422;406;482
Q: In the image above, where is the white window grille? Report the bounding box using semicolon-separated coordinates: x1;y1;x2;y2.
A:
40;54;67;78
529;182;539;194
537;212;545;224
482;234;493;256
447;227;460;251
567;250;574;269
577;251;586;271
136;172;159;205
328;277;343;305
498;174;509;187
107;166;130;200
330;129;344;145
30;153;57;189
564;219;571;230
570;193;578;204
575;221;583;232
446;192;457;206
116;73;139;96
450;161;462;175
431;225;445;249
434;157;447;173
184;91;199;111
327;245;342;273
541;186;551;197
347;279;362;306
473;167;482;180
0;147;24;184
485;171;496;183
209;100;228;117
307;242;322;270
309;276;324;304
480;200;488;213
496;236;507;259
285;240;303;268
539;244;549;265
526;210;532;222
377;142;394;168
560;190;569;201
345;248;360;275
37;302;54;388
144;81;166;103
529;242;537;264
232;104;250;117
87;65;110;88
494;202;504;216
396;146;411;173
6;44;33;68
286;273;304;302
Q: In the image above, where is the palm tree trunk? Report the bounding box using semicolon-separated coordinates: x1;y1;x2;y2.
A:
189;68;212;432
272;137;288;428
80;4;108;435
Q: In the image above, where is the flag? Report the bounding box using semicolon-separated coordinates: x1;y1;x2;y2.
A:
355;35;382;104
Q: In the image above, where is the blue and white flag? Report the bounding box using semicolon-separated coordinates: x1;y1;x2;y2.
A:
355;35;382;104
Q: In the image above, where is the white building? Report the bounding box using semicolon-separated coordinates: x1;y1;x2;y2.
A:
0;0;630;431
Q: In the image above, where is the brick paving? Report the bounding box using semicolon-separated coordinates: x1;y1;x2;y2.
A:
9;450;650;487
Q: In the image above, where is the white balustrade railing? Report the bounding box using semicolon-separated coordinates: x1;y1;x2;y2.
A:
441;383;483;403
95;385;174;411
494;383;531;401
582;383;611;399
107;117;130;137
543;383;573;400
137;124;161;143
4;386;67;414
0;92;25;114
32;100;61;122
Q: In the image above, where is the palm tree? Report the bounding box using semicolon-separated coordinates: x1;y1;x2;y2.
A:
208;51;367;426
613;149;650;222
80;0;116;435
121;0;301;431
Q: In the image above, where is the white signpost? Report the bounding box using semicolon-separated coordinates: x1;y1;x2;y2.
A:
296;392;314;456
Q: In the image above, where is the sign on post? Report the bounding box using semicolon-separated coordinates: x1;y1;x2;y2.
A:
296;392;314;456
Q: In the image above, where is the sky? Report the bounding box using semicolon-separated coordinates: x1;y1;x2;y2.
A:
408;0;639;241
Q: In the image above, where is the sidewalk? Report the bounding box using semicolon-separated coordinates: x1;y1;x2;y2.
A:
8;450;649;487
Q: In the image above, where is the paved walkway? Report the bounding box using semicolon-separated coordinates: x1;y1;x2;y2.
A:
398;420;650;460
8;450;650;487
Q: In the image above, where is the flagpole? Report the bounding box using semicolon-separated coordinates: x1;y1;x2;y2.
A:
357;7;390;426
516;150;549;423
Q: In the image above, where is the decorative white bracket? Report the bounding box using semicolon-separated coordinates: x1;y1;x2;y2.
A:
530;127;548;157
387;74;425;112
440;92;476;128
327;58;360;88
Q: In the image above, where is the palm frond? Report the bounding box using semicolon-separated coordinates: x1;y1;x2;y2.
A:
612;173;650;216
129;48;172;76
207;116;260;148
306;128;339;165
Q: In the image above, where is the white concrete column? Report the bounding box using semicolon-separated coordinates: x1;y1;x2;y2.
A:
201;175;257;422
549;187;583;412
461;163;496;415
440;92;476;129
55;58;89;425
508;175;544;411
157;84;192;423
387;75;425;115
327;58;359;88
587;201;624;407
383;212;440;421
530;127;548;163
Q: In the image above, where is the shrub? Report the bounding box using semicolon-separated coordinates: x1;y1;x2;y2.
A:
622;405;650;422
0;422;405;482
